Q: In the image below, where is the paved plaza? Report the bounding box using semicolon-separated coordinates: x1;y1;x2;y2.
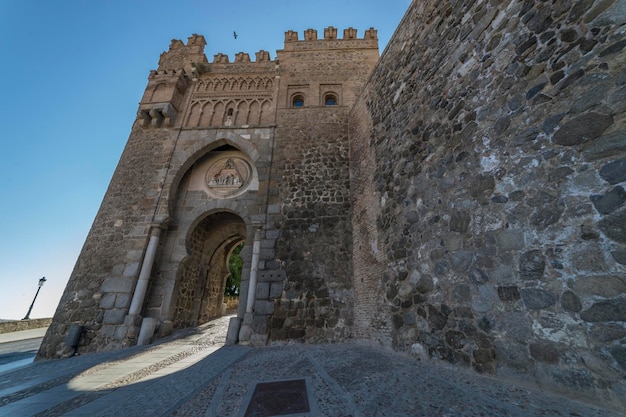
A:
0;315;623;416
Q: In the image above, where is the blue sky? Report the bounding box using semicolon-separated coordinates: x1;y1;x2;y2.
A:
0;0;409;320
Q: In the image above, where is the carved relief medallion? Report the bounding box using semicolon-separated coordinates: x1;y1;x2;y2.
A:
205;157;252;198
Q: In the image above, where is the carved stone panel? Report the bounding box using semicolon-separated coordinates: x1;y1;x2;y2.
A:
205;156;253;198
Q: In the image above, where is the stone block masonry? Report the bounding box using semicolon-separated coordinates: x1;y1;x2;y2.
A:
351;0;626;410
39;28;380;358
36;1;626;412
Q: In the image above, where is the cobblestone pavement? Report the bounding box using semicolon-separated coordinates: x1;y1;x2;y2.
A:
0;315;623;417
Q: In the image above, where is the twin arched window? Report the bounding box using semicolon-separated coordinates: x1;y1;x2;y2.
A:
291;92;338;107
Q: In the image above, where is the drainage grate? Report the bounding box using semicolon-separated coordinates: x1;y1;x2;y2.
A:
242;378;313;417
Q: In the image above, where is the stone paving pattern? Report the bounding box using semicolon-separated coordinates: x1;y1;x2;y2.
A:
2;316;625;416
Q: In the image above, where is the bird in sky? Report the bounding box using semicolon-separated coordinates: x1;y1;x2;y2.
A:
233;31;238;39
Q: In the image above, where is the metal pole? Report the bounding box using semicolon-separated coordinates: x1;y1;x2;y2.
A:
23;277;46;320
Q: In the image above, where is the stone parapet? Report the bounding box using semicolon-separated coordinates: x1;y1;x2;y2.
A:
282;26;378;50
0;318;51;334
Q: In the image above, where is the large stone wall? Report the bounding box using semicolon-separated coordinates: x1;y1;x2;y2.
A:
271;108;355;342
266;31;379;343
39;125;176;357
351;0;626;409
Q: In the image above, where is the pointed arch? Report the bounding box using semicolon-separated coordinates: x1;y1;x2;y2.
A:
212;102;225;126
187;101;203;127
184;200;253;254
235;100;248;125
198;101;214;126
170;208;251;328
164;132;261;220
195;79;206;92
223;100;236;125
149;83;169;102
260;100;272;124
249;100;261;125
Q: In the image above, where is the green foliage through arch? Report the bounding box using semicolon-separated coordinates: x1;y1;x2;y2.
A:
225;243;243;296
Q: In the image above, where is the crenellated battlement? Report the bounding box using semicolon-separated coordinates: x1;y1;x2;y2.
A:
157;33;208;74
209;50;273;64
148;68;187;78
156;33;276;81
156;26;377;74
281;26;378;52
189;49;275;80
284;26;377;43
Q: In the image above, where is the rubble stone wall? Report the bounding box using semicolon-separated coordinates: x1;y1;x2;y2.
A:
351;0;626;408
265;32;379;343
270;107;355;342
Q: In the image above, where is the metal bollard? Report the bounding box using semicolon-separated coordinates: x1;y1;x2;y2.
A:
65;324;84;356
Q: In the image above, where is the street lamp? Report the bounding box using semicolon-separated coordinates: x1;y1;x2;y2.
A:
23;277;47;320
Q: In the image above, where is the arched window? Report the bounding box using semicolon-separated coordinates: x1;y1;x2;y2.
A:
324;93;338;106
224;107;234;126
292;94;304;107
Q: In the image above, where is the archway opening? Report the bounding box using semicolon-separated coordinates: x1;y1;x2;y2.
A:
222;242;244;316
172;211;246;329
225;242;243;296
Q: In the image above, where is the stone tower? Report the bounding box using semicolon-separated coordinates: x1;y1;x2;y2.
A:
38;1;626;410
38;27;379;357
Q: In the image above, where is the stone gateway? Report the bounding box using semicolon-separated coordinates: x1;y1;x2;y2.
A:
39;0;626;410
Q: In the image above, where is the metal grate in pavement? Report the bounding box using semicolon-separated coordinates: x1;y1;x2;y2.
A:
242;378;315;417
